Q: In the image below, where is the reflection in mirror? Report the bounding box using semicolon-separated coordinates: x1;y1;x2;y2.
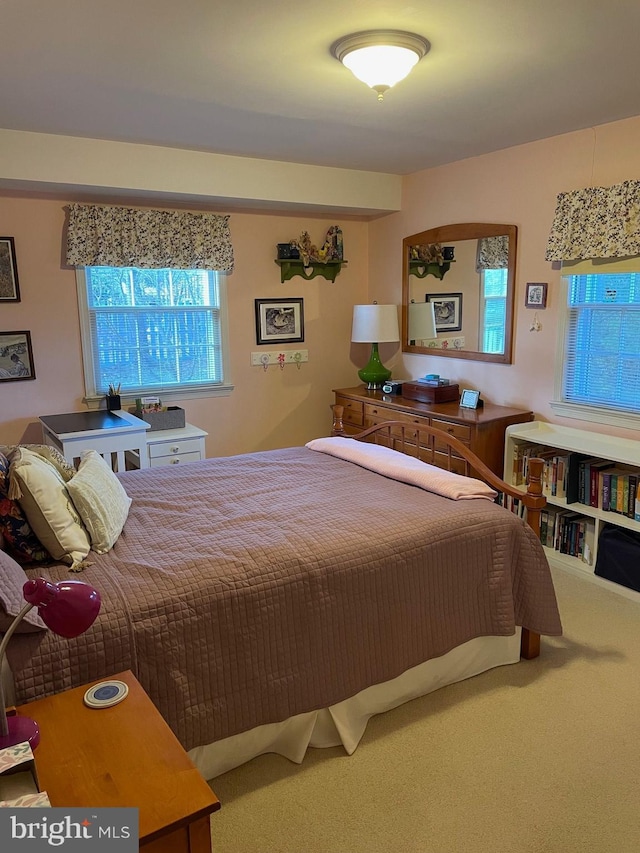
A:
401;224;517;364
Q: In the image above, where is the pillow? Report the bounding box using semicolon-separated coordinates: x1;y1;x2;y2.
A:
0;451;50;564
9;447;91;569
305;437;497;501
0;548;47;633
0;444;76;484
66;450;132;553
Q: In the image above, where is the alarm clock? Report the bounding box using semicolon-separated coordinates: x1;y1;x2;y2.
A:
382;380;403;395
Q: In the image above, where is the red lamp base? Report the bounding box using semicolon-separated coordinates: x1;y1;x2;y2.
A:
0;715;40;750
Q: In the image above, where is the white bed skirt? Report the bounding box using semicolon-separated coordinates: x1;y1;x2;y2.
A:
189;629;521;780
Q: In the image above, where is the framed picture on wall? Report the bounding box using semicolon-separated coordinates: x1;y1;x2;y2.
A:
525;282;548;308
0;237;20;302
255;298;304;345
426;293;463;333
0;330;35;381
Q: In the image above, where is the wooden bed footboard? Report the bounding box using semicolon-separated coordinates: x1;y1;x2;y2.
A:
331;406;546;661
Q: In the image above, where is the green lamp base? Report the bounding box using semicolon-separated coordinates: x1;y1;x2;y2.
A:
357;343;392;390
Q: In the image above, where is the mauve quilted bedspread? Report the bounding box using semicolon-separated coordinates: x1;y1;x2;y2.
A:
7;447;562;751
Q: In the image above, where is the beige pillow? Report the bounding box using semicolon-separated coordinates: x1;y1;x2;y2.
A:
10;447;91;567
67;450;132;553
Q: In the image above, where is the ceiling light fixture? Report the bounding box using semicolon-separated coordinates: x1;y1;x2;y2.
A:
331;30;430;101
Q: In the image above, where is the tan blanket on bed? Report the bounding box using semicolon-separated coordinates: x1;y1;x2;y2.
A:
7;447;561;751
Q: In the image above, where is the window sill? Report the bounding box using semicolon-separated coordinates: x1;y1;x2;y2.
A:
550;400;640;431
84;383;235;411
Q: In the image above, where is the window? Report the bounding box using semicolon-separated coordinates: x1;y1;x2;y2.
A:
561;272;640;414
77;266;230;400
480;268;507;353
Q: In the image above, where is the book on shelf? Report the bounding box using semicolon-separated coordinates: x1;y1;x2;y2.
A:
565;452;589;504
511;442;547;486
605;467;640;517
542;508;594;562
588;460;616;508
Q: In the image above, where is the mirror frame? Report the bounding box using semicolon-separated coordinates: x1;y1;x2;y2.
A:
401;222;518;364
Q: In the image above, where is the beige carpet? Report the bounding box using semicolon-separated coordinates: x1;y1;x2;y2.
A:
208;568;640;852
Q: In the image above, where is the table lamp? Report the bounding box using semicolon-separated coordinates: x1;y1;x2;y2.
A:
0;578;101;750
408;300;437;344
351;303;400;389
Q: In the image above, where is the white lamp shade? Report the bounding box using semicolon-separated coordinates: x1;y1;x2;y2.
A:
342;45;420;90
332;31;430;99
408;301;437;341
351;304;399;343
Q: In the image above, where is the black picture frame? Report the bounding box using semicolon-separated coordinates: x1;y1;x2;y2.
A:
525;282;548;309
0;237;20;302
460;389;480;409
426;292;463;332
0;330;35;381
255;298;304;345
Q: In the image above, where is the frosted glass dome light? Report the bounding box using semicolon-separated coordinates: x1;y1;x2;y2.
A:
332;31;430;101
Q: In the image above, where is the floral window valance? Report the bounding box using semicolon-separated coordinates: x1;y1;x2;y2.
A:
476;236;509;270
545;180;640;261
66;203;234;272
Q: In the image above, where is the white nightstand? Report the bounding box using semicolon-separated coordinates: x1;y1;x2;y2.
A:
144;423;208;468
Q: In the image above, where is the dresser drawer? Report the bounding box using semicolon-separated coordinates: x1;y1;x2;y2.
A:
430;418;472;446
149;451;202;468
335;396;364;427
148;437;204;459
364;404;424;428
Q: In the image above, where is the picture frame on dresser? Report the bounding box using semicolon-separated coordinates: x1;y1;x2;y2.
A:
0;237;20;302
0;331;35;381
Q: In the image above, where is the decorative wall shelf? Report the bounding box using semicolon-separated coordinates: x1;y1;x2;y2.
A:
409;260;452;280
275;259;347;283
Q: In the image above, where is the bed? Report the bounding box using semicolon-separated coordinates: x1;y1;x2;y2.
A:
1;420;561;779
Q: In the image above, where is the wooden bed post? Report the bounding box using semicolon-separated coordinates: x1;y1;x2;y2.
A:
523;457;544;539
521;457;544;660
331;405;345;436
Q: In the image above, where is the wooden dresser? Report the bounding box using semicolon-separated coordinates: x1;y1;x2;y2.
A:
333;386;533;476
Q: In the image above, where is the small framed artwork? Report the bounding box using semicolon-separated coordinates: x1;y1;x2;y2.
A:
0;237;20;302
426;293;463;333
0;331;36;381
525;282;548;309
255;298;304;345
460;389;481;409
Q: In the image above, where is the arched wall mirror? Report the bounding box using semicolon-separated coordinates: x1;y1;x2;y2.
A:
401;223;517;364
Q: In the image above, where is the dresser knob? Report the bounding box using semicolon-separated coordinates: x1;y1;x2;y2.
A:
170;446;180;453
170;458;180;464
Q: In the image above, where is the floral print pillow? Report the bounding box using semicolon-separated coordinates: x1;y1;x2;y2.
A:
0;451;50;564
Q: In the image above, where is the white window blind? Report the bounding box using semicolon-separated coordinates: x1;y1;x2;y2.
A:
79;266;227;397
481;269;507;353
563;272;640;413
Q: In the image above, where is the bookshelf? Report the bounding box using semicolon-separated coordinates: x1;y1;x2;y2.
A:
504;421;640;602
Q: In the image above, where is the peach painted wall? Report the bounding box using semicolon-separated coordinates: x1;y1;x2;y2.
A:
369;115;640;442
0;196;368;454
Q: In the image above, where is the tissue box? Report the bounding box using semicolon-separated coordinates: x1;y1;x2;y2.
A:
129;406;186;431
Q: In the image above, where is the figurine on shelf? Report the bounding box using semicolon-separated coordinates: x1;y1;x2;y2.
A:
411;242;444;263
290;226;344;266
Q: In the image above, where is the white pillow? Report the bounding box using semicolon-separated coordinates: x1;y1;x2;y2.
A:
10;447;91;567
67;450;132;553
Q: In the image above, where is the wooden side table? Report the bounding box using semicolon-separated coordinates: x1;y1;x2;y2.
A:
16;671;220;852
39;410;151;471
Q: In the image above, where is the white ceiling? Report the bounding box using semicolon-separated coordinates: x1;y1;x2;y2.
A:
3;0;640;176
